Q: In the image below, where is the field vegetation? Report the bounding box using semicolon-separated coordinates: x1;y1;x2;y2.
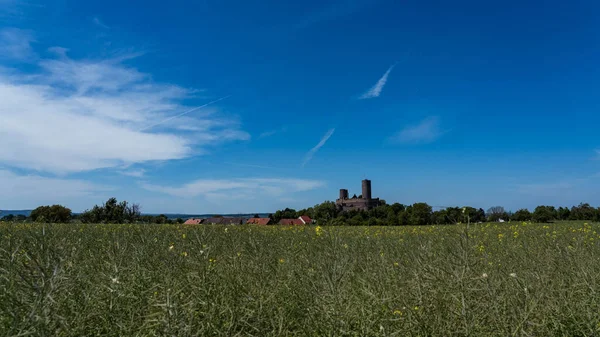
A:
2;221;600;336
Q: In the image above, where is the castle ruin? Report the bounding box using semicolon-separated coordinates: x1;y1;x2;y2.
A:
335;179;381;212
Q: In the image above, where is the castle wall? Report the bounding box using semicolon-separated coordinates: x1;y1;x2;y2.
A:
336;179;379;212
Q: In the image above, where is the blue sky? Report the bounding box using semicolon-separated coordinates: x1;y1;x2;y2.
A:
1;0;600;213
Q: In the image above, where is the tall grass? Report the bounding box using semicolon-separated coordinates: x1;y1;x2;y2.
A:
1;221;600;336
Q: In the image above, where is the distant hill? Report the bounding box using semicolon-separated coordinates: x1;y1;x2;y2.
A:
147;213;271;220
0;210;32;217
0;210;270;220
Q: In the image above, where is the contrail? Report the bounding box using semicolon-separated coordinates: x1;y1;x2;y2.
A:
139;95;231;132
359;63;396;99
302;128;335;167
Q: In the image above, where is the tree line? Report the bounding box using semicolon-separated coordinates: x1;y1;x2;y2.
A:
1;198;186;224
2;198;600;225
274;201;600;226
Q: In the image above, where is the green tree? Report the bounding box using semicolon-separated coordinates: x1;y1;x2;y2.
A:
313;201;338;224
511;209;532;222
486;206;508;222
271;208;297;223
30;205;72;223
557;207;571;220
409;203;432;226
432;210;448;224
390;203;406;215
532;206;555;223
80;198;141;224
569;203;596;220
1;214;15;221
386;209;399;226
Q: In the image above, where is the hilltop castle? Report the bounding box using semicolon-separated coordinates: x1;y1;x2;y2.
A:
335;179;381;212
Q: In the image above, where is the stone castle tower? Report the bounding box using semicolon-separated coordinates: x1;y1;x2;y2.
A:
335;179;381;211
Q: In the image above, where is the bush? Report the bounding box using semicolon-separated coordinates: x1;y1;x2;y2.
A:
511;209;532;222
80;198;141;224
532;206;555;223
30;205;72;223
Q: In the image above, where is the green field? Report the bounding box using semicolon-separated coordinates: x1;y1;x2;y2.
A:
2;221;600;336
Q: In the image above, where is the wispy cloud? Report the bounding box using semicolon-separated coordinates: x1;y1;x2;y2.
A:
0;27;35;60
259;126;288;138
390;116;444;144
0;169;112;210
302;128;335;167
119;169;146;178
141;178;325;199
0;0;32;20
515;181;576;197
0;30;249;174
93;17;109;29
359;64;395;99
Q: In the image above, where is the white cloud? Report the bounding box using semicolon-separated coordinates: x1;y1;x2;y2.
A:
119;169;146;178
302;128;335;167
0;27;35;60
359;64;395;99
141;178;325;199
390;116;444;144
0;169;111;210
259;126;288;138
515;181;575;197
93;17;109;29
0;36;249;174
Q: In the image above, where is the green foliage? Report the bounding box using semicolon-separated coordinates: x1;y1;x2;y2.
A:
2;222;600;335
271;208;298;223
532;206;556;223
511;209;532;222
570;203;597;221
1;214;14;222
558;207;571;220
80;197;140;224
30;205;72;223
408;203;432;226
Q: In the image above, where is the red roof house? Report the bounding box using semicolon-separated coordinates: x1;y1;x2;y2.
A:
247;218;272;225
183;218;203;225
278;216;312;225
299;215;313;224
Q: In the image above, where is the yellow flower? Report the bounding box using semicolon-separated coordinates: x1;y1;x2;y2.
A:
182;233;186;239
393;262;399;267
181;251;188;257
279;258;285;263
169;245;174;251
393;310;403;316
413;306;419;311
315;226;323;237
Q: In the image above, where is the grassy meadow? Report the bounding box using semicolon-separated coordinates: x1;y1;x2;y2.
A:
2;221;600;336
